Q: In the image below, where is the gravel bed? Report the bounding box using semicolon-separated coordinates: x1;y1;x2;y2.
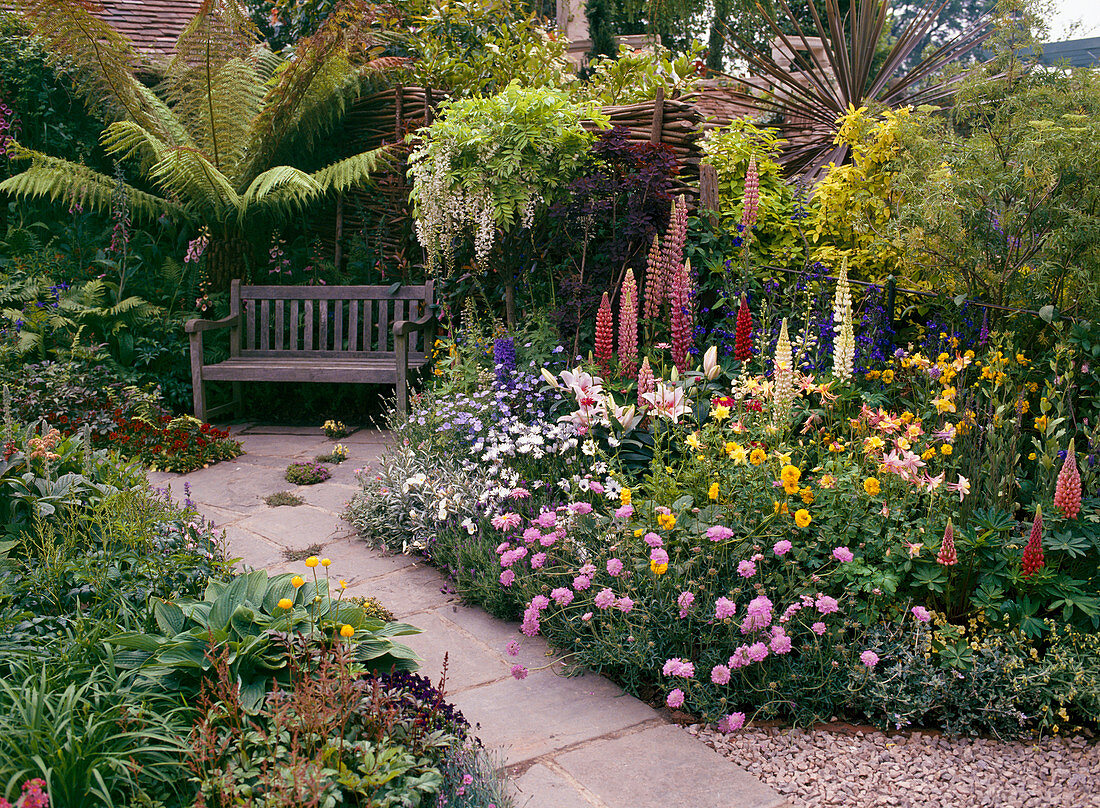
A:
687;723;1100;808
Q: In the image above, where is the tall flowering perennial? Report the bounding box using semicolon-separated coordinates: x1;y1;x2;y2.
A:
670;259;694;372
660;195;688;310
619;269;639;376
1021;505;1045;577
772;318;794;421
595;292;614;375
832;259;855;382
740;156;759;234
637;356;655;408
1054;439;1081;519
643;234;663;320
937;518;957;566
734;293;753;362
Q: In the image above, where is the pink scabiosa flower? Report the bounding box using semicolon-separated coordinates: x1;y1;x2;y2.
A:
773;540;792;556
536;510;557;528
607;558;624;576
860;650;880;668
677;590;695;618
650;547;669;566
511;663;529;680
711;664;731;685
734;293;753;362
569;501;593;515
573;575;591;591
636;356;656;409
522;526;541;544
619;268;639;376
499;569;515;587
594;588;616;609
1054;439;1082;519
707;525;734;542
644;532;664;548
666;688;685;709
746;642;769;663
614;504;634;519
740;155;760;233
530;552;547;569
741;594;773;632
832;546;854;563
769;627;792;654
737;559;756;578
715;596;737;620
582;612;593;621
643;233;664;321
1021;505;1044;577
911;605;931;623
937;518;958;567
506;640;521;656
662;658;695;677
551;587;575;606
719;712;746;732
595;291;614;375
520;607;540;636
815;594;839;615
616;596;634;613
811;621;826;635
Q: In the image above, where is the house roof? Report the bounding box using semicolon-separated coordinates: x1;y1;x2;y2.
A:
1033;37;1100;68
1;0;203;56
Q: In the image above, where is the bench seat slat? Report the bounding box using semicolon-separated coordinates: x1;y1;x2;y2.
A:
203;355;427;384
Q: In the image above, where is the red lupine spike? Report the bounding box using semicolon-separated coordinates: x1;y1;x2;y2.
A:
595;292;614;375
734;293;753;362
1021;505;1044;578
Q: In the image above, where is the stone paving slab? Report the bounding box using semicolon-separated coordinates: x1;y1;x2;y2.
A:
554;724;788;808
152;427;786;808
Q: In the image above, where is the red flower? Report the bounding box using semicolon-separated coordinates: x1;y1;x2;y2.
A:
734;293;753;362
1021;506;1044;577
1054;440;1081;519
937;519;957;566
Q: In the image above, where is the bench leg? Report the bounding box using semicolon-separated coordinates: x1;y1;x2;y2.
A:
193;376;207;422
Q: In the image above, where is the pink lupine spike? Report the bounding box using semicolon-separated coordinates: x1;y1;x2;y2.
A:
637;356;655;409
643;234;663;321
937;518;957;567
670;259;694;373
595;292;614;375
740;156;760;234
1054;439;1081;519
659;195;688;313
619;269;638;377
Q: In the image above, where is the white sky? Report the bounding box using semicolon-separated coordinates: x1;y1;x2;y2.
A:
1048;0;1100;39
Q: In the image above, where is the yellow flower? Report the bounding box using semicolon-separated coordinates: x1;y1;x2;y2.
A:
776;450;793;465
305;556;319;568
726;442;747;464
686;432;701;450
708;482;719;500
277;598;293;610
321;558;331;568
794;509;812;528
881;369;894;384
1034;415;1048;431
863;436;885;453
1016;353;1028;365
657;513;677;530
339;579;348;589
782;479;800;495
1028;452;1037;461
940;443;952;456
773;501;789;515
621;487;632;506
650;560;669;575
800;487;815;505
634;528;645;537
749;448;767;466
780;464;801;485
819;474;836;489
292;576;305;588
340;624;355;638
921;447;937;461
712;404;731;421
864;477;881;496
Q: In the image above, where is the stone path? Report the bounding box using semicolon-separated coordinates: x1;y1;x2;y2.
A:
150;424;790;808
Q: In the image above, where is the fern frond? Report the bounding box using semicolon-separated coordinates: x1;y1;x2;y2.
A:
310;146;393;193
239;165;323;215
0;142;171;220
148;146;241;217
18;0;171;137
165;1;264;176
101;121;169;172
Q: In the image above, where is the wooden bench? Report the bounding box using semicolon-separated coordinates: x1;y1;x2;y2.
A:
186;280;436;421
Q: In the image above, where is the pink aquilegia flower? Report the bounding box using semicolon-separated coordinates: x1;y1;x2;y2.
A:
616;597;634;613
677;591;695;618
594;588;616;609
607;558;624;576
666;688;685;709
715;596;737;620
773;540;792;556
860;650;880;668
506;640;520;656
832;546;854;563
737;559;756;578
551;587;574;606
707;525;734;542
711;664;731;685
511;663;529;680
815;594;839;615
811;621;826;635
499;570;515;587
911;605;931;623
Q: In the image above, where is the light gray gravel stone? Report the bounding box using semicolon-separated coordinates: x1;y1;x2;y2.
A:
686;723;1100;808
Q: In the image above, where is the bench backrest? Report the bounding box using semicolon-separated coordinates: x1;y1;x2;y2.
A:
231;280;434;359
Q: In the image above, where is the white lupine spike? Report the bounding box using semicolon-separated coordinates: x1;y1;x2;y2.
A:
832;258;855;382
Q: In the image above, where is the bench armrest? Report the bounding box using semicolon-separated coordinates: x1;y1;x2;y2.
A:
185;314;239;334
392;313;437;337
